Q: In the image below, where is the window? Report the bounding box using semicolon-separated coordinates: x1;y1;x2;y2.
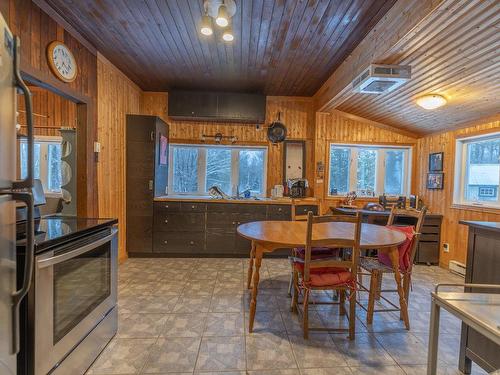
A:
169;144;267;196
328;144;411;196
19;136;62;195
454;133;500;207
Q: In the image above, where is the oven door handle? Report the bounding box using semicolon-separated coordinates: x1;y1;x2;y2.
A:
37;228;118;269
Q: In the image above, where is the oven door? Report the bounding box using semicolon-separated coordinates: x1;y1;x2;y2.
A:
34;228;117;375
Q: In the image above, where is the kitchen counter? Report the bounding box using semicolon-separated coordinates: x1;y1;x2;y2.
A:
154;195;318;205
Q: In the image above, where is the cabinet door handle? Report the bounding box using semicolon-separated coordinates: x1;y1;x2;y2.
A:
237;222;241;225
164;240;168;244
165;205;169;208
164;219;168;223
278;208;282;212
232;221;236;225
191;205;195;209
150;131;154;141
189;241;194;245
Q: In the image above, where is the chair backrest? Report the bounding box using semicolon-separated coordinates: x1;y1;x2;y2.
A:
379;195;406;209
302;212;362;283
292;200;316;221
387;206;427;266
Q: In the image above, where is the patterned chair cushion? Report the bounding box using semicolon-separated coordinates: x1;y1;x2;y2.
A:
377;225;415;272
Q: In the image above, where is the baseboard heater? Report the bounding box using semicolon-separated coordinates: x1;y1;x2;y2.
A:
449;260;466;277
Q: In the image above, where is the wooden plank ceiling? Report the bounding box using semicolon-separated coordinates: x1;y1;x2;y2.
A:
44;0;396;95
336;0;500;135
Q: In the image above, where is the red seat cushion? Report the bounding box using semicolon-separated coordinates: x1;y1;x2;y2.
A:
293;262;353;287
377;225;415;272
295;247;340;260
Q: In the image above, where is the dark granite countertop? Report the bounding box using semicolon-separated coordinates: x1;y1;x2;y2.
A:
459;220;500;233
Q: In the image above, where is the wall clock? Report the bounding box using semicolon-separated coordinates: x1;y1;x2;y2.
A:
47;41;78;83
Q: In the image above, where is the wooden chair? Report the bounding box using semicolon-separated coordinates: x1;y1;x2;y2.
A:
291;212;361;340
357;206;427;327
287;200;339;296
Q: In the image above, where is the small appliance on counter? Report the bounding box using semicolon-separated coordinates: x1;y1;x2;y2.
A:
287;178;308;198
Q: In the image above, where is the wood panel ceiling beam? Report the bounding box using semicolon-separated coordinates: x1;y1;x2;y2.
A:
313;0;447;112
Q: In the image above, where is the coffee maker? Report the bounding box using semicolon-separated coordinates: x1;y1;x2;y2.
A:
287;178;308;198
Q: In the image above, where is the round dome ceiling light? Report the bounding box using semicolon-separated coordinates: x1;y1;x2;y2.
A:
416;94;447;110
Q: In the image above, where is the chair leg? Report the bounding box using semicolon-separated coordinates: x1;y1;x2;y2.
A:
349;289;356;340
303;288;310;339
287;271;293;297
291;269;299;313
339;290;346;316
402;273;411;320
367;271;378;325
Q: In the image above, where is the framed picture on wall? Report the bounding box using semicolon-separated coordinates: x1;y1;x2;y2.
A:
429;152;443;171
427;172;444;189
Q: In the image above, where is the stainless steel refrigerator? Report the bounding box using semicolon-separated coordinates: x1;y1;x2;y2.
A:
0;11;34;375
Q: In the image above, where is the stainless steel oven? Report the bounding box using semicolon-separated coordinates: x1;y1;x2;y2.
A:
34;227;117;375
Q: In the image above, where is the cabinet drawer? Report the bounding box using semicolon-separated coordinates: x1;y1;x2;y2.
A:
180;202;206;212
206;229;235;254
416;242;439;264
154;212;205;232
421;225;440;234
267;205;291;219
236;212;267;225
153;232;205;253
206;212;237;231
295;205;318;216
423;217;442;226
419;233;439;242
154;201;181;212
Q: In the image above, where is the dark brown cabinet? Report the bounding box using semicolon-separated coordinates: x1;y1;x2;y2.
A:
135;200;311;257
126;115;169;254
459;221;500;374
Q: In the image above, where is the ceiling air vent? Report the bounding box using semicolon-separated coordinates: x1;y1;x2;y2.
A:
352;64;411;94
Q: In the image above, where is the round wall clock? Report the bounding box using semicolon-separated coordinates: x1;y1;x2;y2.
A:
47;41;78;83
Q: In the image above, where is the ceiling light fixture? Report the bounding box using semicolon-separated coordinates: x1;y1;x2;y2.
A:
216;4;229;27
416;94;447;110
200;14;213;36
222;25;234;42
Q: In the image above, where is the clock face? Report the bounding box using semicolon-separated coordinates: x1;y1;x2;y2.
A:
47;42;77;82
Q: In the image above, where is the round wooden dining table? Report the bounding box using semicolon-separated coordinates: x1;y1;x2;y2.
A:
237;220;408;333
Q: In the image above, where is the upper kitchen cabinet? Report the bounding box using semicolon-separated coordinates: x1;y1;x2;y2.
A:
168;90;266;123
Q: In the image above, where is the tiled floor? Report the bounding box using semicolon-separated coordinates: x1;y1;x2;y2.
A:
86;258;488;375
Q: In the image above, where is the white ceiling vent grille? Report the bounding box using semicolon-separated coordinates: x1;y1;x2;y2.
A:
352;64;411;94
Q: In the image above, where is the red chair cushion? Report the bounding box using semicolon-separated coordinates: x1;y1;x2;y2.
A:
293;262;353;287
295;247;340;260
377;225;415;272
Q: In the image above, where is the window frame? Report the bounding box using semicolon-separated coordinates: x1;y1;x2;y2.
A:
168;143;268;197
453;132;500;208
19;135;63;197
327;143;412;197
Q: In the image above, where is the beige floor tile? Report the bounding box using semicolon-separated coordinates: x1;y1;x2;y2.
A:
288;333;348;369
118;294;179;314
204;313;244;336
173;295;212;313
300;368;352;375
245;310;286;333
143;337;201;373
349;365;405;374
210;294;245;313
195;336;246;371
375;332;428;365
86;338;155;374
331;333;396;367
162;313;207;337
117;313;168;338
246;332;297;370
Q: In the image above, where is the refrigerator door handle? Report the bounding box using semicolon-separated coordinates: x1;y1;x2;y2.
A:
10;191;34;355
12;36;34;189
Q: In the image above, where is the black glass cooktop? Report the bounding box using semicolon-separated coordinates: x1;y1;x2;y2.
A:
17;215;118;253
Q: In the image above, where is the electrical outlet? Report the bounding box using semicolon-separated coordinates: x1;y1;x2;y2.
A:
443;243;450;253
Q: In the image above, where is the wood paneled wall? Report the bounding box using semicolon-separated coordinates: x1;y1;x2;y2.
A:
314;110;418;213
140;93;316;195
97;54;142;262
415;117;500;267
17;87;77;137
2;0;99;216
